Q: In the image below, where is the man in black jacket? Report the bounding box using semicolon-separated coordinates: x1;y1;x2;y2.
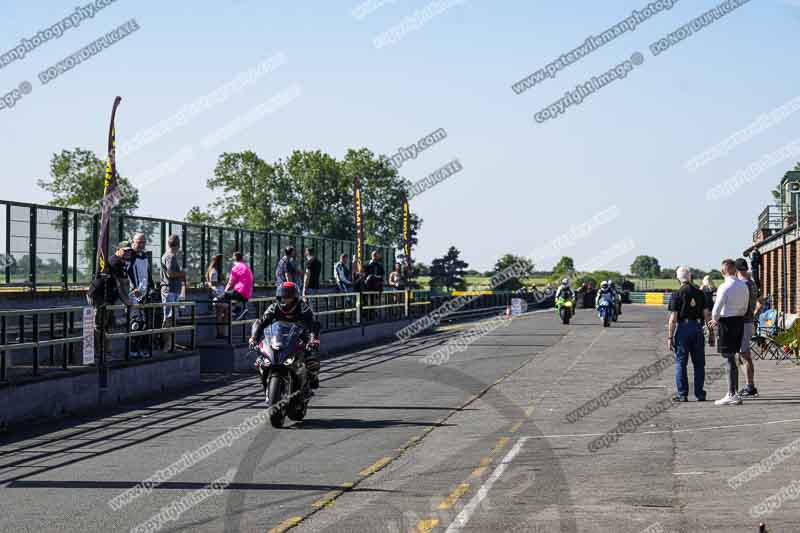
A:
249;282;321;393
127;231;156;358
364;250;385;292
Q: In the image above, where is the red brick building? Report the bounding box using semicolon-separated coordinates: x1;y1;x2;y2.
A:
745;171;800;319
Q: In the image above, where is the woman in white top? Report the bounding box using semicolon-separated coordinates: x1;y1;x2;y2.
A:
205;255;227;338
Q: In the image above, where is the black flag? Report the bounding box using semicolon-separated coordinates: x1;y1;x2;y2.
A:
95;96;122;276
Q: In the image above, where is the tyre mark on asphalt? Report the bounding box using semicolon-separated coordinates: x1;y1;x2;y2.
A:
227;324;577;533
412;324;606;530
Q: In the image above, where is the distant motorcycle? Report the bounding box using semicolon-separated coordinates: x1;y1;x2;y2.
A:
253;320;318;428
597;294;615;327
555;295;574;325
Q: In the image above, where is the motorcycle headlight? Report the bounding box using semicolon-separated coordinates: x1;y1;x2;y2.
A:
284;356;295;366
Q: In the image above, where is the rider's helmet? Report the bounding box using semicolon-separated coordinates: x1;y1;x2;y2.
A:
561;278;570;287
600;280;609;291
276;281;299;314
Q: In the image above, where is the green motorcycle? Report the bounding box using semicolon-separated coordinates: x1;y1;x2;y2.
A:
555;294;575;325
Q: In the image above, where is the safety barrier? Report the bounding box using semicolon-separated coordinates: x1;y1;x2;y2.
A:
219;290;438;345
0;306;84;381
1;288;544;384
628;291;672;306
101;301;198;360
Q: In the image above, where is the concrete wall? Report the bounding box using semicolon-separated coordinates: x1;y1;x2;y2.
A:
1;318;410;430
0;353;200;431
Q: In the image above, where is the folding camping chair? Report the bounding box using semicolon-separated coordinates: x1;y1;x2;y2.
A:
750;308;785;360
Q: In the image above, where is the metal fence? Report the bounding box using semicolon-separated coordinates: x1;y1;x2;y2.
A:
0;199;396;290
0;290;545;383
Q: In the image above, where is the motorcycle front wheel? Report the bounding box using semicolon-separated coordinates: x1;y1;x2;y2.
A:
268;375;286;428
288;400;308;421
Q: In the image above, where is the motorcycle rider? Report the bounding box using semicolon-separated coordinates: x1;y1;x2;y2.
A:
248;281;321;394
554;278;575;302
609;280;622;315
595;280;615;310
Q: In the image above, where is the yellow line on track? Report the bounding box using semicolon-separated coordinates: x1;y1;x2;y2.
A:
437;482;471;510
268;516;303;533
358;456;392;477
415;518;440;532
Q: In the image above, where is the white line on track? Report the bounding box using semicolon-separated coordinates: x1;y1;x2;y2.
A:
444;436;530;532
522;418;800;440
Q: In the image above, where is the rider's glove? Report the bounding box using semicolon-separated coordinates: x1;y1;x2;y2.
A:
248;336;257;349
307;337;320;350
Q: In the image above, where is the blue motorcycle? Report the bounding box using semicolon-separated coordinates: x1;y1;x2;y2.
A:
597;294;615;328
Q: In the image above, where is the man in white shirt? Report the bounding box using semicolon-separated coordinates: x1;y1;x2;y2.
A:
709;258;750;405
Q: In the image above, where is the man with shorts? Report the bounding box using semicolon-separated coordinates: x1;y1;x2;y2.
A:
160;235;186;352
736;258;762;397
710;258;750;406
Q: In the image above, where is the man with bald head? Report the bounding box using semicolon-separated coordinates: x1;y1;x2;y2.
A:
667;266;712;402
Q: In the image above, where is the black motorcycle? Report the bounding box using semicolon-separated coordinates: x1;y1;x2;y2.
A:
253;320;318;428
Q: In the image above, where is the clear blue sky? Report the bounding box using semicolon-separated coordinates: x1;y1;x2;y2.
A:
1;0;798;273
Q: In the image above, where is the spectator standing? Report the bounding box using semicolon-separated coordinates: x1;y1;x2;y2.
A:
127;231;155;357
736;258;762;397
303;248;322;299
205;254;227;338
334;254;351;292
160;235;187;352
276;246;301;291
221;251;254;320
388;263;403;290
92;241;134;357
701;275;717;308
350;254;362;292
364;250;385;292
710;259;750;406
364;250;385;321
667;267;711;402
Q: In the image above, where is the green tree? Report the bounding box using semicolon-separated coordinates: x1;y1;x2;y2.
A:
193;148;422;248
591;270;624;285
492;253;534;291
340;148;421;248
37;148;139;214
630;255;661;278
429;246;468;292
553;256;574;276
203;151;285;230
185;206;217;225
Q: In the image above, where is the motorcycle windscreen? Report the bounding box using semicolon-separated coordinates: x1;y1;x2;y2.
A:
598;294;614;305
268;321;304;363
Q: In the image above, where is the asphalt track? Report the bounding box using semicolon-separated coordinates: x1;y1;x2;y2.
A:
2;305;800;532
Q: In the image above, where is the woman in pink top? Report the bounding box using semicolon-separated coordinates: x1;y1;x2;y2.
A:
217;251;253;320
